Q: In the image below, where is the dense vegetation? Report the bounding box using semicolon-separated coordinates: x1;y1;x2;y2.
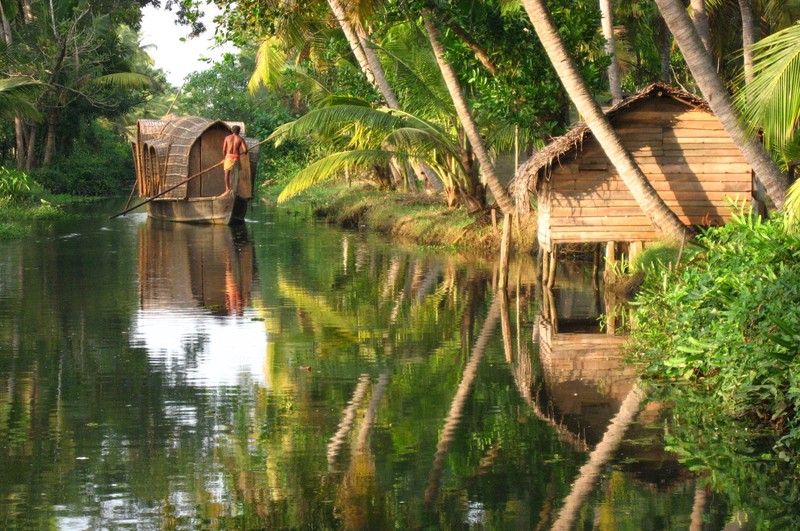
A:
627;210;800;525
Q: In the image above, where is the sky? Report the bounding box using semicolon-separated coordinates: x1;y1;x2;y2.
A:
140;3;238;87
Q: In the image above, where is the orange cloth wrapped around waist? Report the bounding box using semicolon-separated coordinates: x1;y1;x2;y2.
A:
223;153;240;171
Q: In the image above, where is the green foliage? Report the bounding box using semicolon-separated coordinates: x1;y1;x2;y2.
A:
627;209;800;525
30;121;134;196
0;167;46;202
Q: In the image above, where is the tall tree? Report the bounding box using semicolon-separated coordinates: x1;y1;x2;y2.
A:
600;0;623;104
690;0;712;53
519;0;690;240
422;11;514;216
738;0;757;84
654;0;788;209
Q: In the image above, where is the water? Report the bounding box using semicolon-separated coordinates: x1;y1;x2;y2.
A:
0;200;724;529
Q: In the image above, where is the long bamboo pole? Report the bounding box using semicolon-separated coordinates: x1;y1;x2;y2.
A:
110;136;271;220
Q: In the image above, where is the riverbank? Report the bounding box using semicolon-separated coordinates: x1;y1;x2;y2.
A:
262;180;538;255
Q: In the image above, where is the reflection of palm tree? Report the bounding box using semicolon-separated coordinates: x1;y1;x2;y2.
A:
551;384;644;530
424;295;501;505
327;374;371;469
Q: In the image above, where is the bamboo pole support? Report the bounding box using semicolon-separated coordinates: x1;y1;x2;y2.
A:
498;213;512;290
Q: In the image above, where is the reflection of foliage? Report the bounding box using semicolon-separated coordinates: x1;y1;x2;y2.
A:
627;208;800;526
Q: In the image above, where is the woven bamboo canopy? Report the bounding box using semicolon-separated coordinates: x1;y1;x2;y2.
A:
134;115;248;199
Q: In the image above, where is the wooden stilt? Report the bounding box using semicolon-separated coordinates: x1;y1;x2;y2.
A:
629;241;643;265
546;244;557;289
604;241;617;284
498;213;512;290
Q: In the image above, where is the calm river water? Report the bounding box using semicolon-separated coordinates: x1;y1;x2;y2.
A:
0;199;738;529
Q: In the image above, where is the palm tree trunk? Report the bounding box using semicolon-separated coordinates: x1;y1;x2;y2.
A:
738;0;756;84
423;12;515;216
599;0;623;104
659;24;672;83
43;111;57;166
654;0;788;209
327;0;378;90
519;0;690;240
24;122;37;171
690;0;712;54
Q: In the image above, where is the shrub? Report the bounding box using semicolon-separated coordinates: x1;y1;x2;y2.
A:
627;208;800;525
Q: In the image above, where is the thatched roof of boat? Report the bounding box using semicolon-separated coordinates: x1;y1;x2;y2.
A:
136;115;246;199
509;83;708;204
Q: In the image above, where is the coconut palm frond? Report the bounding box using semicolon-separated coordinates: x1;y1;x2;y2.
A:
93;72;152;89
784;177;800;228
249;37;289;93
485;121;545;154
278;149;404;202
737;22;800;151
384;127;460;159
268;105;406;144
280;64;333;104
316;95;373;108
0;77;41;121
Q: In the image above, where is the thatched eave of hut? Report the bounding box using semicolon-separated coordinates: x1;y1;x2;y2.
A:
510;83;709;205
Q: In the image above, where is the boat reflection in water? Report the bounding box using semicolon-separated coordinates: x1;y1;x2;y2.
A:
132;220;267;387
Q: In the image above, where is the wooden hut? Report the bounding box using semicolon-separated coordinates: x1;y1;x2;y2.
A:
133;116;260;224
512;83;758;268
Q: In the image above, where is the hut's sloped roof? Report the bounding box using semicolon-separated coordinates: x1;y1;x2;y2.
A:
510;83;709;204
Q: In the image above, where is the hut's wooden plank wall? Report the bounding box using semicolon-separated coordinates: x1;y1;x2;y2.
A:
539;97;753;247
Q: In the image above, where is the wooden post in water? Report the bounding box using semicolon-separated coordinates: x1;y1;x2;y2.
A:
604;241;617;284
498;213;512;290
546;244;557;289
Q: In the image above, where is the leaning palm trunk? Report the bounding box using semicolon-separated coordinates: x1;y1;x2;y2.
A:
654;0;788;210
423;12;515;215
599;0;623;104
327;0;378;90
738;0;756;84
520;0;691;240
690;0;712;54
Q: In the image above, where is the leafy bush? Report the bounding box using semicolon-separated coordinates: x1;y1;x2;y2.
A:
31;121;134;196
0;167;47;202
627;209;800;525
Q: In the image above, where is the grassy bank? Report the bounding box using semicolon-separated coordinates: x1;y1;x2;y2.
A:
261;180;538;255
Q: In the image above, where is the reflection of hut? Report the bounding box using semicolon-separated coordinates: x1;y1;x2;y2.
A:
138;221;255;315
513;83;757;273
537;315;636;445
133;116;260;224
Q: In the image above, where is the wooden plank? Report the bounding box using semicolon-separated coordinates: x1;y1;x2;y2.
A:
551;197;741;208
667;128;731;138
552;213;726;227
663;136;736;145
552;230;659;242
551;206;733;218
623;110;718;122
579;155;747;165
556;177;752;191
553;190;751;203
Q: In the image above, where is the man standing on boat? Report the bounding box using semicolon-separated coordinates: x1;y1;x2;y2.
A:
222;125;248;195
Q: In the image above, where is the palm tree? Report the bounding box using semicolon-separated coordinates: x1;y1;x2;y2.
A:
519;0;691;240
422;11;515;215
690;0;712;53
736;23;800;224
266;99;471;203
654;0;789;209
600;0;623;104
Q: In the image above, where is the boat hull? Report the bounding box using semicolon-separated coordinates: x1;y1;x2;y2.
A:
146;194;249;225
